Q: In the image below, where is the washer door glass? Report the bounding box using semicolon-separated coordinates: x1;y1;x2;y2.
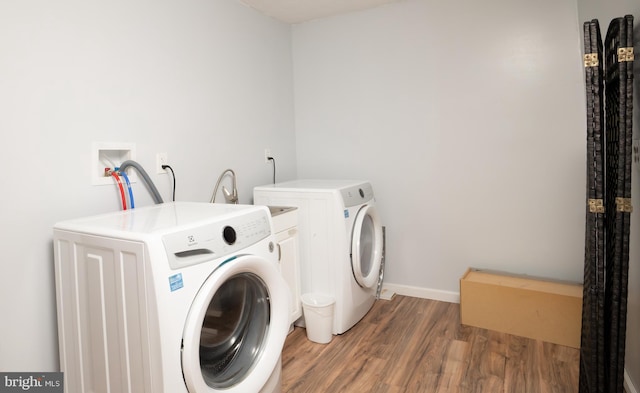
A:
182;254;290;393
200;272;269;388
351;205;383;288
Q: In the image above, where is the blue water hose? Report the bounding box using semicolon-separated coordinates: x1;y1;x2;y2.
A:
119;171;135;209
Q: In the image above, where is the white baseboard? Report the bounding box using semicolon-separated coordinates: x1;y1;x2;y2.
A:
381;283;460;304
626;368;638;393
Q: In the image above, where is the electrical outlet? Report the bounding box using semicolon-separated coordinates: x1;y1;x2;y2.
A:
264;148;272;164
157;153;168;174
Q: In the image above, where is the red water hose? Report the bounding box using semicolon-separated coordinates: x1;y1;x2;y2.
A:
111;172;127;210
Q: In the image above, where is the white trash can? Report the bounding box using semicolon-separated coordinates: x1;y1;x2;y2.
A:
301;293;335;344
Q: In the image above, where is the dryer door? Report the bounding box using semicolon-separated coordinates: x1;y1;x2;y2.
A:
351;205;383;288
182;254;290;393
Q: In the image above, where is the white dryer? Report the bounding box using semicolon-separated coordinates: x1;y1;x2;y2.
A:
53;202;290;393
253;180;383;335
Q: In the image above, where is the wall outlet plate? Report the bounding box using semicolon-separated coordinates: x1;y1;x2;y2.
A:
156;153;168;174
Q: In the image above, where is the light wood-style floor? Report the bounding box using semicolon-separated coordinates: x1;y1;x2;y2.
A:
281;295;579;393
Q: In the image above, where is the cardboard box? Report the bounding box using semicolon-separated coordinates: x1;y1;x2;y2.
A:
460;268;583;348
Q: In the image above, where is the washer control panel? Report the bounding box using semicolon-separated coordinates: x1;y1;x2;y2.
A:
341;182;374;208
162;209;271;269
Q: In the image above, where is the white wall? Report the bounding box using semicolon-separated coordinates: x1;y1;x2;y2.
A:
2;0;634;382
576;2;640;391
292;0;587;297
0;0;295;371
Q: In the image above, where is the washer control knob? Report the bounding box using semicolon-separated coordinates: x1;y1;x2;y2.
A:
359;188;364;198
222;226;236;245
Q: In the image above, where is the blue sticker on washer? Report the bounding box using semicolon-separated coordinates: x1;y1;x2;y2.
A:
169;273;184;292
344;209;349;218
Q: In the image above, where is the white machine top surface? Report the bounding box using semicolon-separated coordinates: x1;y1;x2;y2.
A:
54;202;268;236
255;179;369;191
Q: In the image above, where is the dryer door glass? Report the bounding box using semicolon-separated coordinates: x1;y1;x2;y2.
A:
199;272;270;389
359;215;375;277
351;205;383;288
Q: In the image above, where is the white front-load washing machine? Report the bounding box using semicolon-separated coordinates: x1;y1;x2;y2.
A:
53;202;290;393
253;180;383;335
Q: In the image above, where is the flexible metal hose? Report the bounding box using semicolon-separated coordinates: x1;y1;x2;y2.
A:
210;169;238;204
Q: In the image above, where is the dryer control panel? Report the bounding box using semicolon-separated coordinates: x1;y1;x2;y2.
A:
162;209;272;269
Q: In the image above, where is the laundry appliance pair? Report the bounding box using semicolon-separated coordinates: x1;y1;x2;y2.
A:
53;202;290;393
254;179;384;335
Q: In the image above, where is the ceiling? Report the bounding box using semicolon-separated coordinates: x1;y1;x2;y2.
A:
239;0;402;24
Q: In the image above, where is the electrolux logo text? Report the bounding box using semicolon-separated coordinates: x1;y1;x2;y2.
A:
0;373;63;393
